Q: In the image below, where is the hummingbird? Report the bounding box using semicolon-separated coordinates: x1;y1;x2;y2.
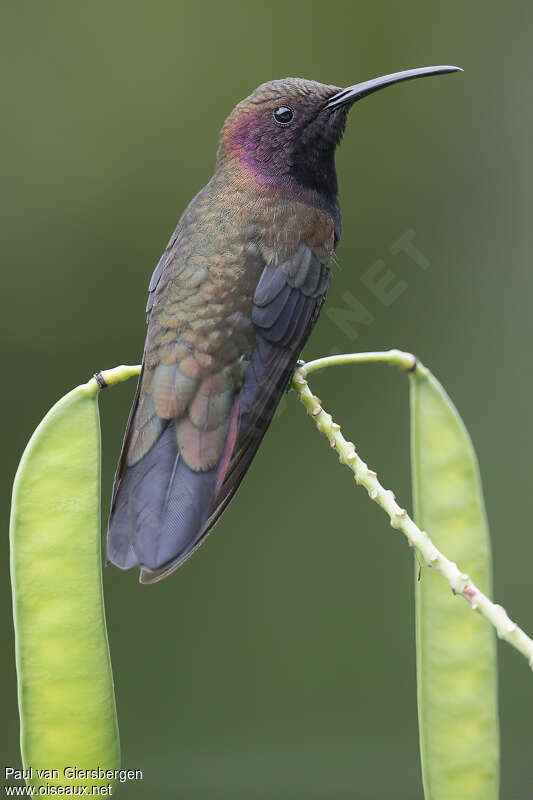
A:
107;65;461;583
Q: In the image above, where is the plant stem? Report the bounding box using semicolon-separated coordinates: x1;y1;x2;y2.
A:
89;364;142;391
302;348;425;376
292;355;533;671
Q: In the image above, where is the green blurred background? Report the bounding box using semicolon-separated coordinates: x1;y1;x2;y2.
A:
2;1;532;797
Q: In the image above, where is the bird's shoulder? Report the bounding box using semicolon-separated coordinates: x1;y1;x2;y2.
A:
147;180;335;320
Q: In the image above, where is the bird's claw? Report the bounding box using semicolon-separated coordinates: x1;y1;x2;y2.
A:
285;360;306;392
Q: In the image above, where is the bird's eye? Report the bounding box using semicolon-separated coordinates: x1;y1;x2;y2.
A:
273;106;294;125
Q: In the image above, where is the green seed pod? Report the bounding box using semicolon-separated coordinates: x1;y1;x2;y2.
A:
410;369;499;799
10;377;121;793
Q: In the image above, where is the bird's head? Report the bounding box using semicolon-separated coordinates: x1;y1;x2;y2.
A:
218;67;461;208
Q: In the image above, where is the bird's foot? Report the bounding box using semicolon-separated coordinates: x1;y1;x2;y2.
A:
286;360;306;392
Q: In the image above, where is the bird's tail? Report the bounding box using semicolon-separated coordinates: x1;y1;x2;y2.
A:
107;423;217;580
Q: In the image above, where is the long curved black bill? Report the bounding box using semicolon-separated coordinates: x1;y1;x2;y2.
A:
325;65;462;111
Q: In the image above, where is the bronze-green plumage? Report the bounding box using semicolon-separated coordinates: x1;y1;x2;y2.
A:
107;66;461;583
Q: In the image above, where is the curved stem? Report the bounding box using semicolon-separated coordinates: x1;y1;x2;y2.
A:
90;358;533;668
301;349;427;377
291;363;533;670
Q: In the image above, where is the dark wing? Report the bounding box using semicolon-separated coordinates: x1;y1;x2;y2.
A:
218;242;331;507
139;241;331;582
